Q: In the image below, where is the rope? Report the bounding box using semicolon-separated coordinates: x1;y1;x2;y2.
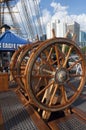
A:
20;0;35;40
33;0;43;36
14;0;28;38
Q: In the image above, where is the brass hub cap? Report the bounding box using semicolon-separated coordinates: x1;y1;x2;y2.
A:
55;68;69;84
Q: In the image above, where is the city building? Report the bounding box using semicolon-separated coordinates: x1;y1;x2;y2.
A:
67;22;80;42
79;31;86;47
46;19;67;39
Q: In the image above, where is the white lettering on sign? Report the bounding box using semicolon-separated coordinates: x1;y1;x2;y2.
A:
0;43;1;48
2;43;16;48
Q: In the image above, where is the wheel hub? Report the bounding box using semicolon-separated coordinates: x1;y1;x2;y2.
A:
55;68;69;84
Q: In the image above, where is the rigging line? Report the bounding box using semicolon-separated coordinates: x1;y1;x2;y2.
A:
32;0;42;36
20;0;34;40
14;0;28;38
5;2;18;31
6;1;23;36
21;0;35;40
34;0;43;36
24;0;36;39
0;4;1;28
23;1;35;41
20;1;31;38
39;2;46;34
27;0;38;39
35;0;44;35
33;0;43;36
1;2;5;25
11;0;24;36
21;1;30;35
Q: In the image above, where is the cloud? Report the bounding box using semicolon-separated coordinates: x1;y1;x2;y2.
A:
42;2;86;32
3;0;86;39
42;9;52;24
50;2;68;13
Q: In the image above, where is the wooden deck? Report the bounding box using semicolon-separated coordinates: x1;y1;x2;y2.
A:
0;87;86;130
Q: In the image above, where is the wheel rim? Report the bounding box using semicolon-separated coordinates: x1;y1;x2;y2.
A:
26;38;86;112
10;44;26;83
16;41;41;90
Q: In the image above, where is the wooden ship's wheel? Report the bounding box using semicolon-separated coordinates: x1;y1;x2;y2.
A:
16;41;41;94
10;40;42;100
10;44;27;83
25;37;86;119
10;31;86;120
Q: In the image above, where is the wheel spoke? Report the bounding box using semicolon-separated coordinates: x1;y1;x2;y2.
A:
32;74;54;78
51;60;57;65
67;81;77;92
36;80;54;97
63;45;73;67
48;84;58;106
35;77;42;90
69;74;83;77
43;49;52;65
40;54;46;64
46;47;53;62
42;68;55;75
40;58;55;71
54;45;60;68
60;85;68;104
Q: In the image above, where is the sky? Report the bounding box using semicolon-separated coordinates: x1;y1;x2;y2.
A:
2;0;86;39
39;0;86;32
40;0;86;15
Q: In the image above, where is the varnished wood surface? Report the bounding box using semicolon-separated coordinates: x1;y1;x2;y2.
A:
0;73;9;92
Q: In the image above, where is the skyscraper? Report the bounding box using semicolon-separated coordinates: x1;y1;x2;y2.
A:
79;31;86;42
67;22;80;42
79;31;86;47
46;19;67;39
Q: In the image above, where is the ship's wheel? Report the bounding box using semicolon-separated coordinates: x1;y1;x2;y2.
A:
16;41;41;90
10;45;27;83
26;37;86;112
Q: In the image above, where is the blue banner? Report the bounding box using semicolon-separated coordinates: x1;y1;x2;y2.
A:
0;30;28;50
